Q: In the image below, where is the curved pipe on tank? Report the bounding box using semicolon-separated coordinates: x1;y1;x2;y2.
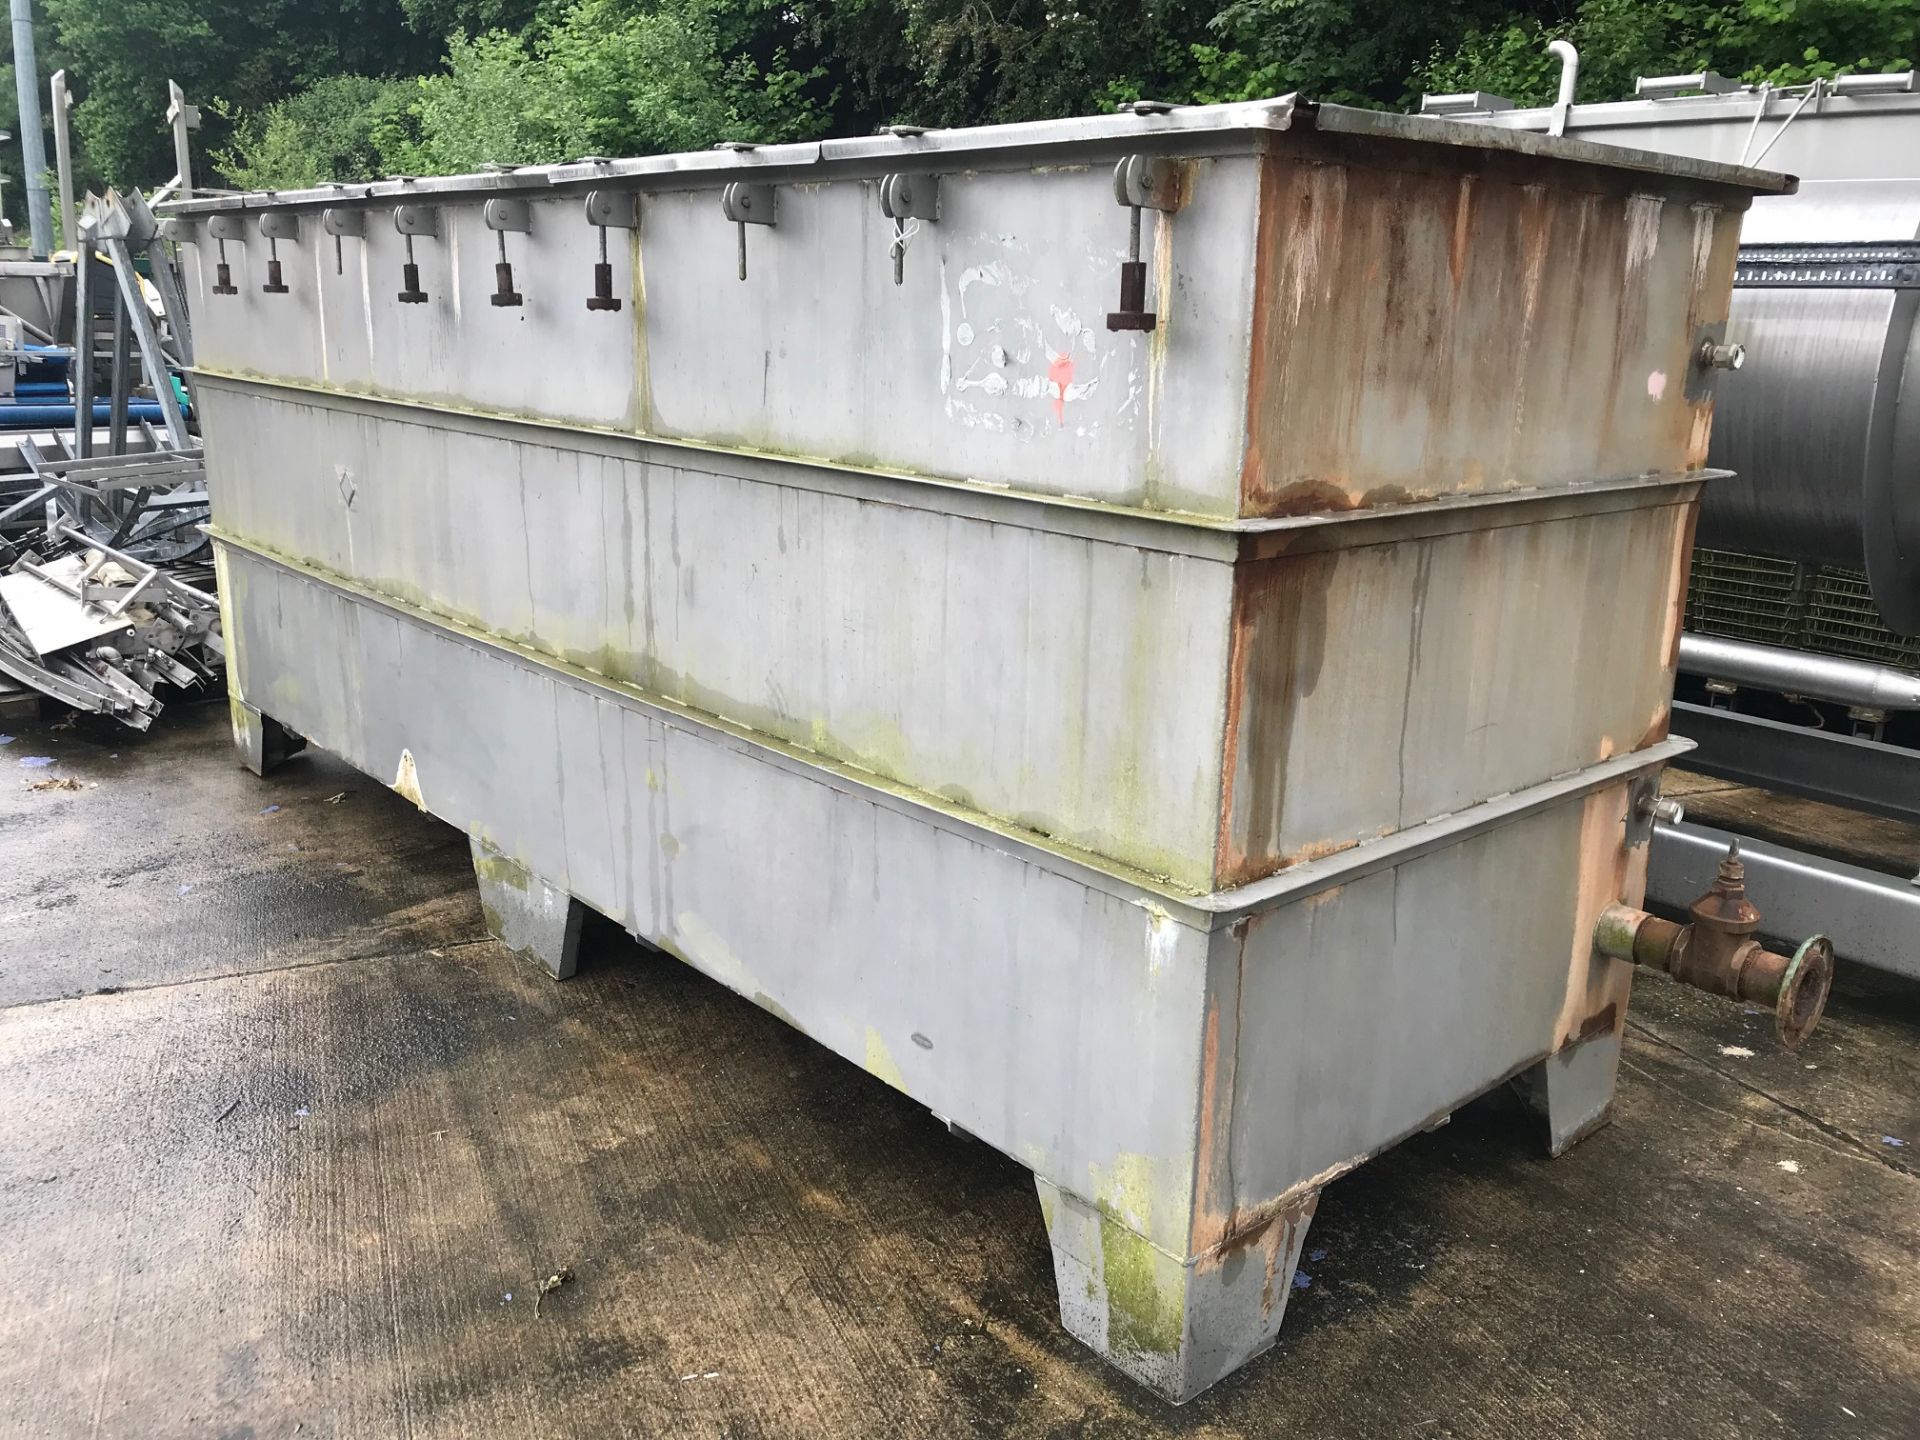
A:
1547;41;1579;136
1678;632;1920;711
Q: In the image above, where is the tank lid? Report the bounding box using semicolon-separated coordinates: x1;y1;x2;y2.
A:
157;94;1794;220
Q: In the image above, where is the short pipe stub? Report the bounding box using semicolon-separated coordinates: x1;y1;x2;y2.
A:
1773;935;1834;1049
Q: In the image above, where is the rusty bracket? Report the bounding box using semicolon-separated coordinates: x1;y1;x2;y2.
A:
721;182;776;281
879;173;939;286
1107;156;1181;333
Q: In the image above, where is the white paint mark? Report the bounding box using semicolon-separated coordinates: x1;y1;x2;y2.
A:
1623;194;1664;279
1688;202;1720;289
1646;370;1668;401
1719;1045;1756;1059
1776;1159;1801;1174
955;321;975;347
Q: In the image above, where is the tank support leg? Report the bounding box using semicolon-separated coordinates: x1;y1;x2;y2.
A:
1514;1025;1624;1158
470;837;586;979
1035;1176;1317;1404
231;699;307;777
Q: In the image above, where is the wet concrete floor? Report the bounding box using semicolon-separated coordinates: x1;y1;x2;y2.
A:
1;698;1917;1438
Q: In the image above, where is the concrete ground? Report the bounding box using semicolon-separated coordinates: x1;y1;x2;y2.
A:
2;698;1917;1440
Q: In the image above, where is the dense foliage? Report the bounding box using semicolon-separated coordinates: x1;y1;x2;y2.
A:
0;0;1913;199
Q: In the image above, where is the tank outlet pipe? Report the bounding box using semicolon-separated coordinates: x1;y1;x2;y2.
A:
1595;840;1833;1047
1547;40;1580;137
1678;633;1920;712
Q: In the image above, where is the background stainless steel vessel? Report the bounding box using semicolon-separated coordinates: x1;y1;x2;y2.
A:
161;97;1791;1401
1435;66;1920;980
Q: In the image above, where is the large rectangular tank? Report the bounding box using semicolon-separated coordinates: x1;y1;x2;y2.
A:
161;97;1788;1402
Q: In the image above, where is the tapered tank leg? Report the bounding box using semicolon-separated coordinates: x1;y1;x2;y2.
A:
1514;1025;1625;1158
1036;1176;1317;1404
231;698;307;776
470;837;586;979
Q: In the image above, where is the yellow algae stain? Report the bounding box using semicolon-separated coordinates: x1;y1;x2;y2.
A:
864;1027;907;1092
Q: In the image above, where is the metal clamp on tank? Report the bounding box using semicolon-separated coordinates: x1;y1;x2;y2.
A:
1106;155;1180;332
394;204;439;304
879;173;938;285
1594;839;1835;1047
258;212;297;294
484;198;531;307
721;180;775;281
321;206;364;277
583;190;637;312
207;213;246;296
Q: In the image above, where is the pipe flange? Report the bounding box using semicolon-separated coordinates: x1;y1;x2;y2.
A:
1775;935;1834;1049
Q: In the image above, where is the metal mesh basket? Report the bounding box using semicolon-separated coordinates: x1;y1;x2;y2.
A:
1686;547;1920;673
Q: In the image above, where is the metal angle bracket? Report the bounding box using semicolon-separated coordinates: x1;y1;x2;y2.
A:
1107;155;1181;333
483;197;532;234
206;213;249;242
393;204;440;238
721;182;776;281
879;173;939;285
584;190;638;230
584;191;638;313
393;204;439;305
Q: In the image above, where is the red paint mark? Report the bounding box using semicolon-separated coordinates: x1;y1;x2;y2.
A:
1048;353;1075;426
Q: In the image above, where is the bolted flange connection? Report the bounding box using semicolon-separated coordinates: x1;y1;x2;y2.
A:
1594;841;1833;1048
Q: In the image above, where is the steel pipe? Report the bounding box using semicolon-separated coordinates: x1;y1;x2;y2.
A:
1677;631;1920;711
1596;840;1834;1047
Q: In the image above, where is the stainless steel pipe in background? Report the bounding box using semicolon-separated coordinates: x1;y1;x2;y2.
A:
1677;632;1920;712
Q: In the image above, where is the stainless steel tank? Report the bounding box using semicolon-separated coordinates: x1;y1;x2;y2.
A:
1469;82;1920;631
159;98;1793;1402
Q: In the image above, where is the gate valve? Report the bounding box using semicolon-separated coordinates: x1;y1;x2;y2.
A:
1593;839;1834;1048
582;190;637;313
1105;155;1180;333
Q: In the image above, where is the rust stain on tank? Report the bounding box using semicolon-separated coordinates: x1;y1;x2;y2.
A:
1214;554;1332;889
1240;136;1756;521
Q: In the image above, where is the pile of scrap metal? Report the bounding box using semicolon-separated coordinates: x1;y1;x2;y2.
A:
0;184;214;730
0;443;219;730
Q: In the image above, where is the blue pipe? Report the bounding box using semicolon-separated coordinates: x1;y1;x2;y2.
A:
0;400;173;428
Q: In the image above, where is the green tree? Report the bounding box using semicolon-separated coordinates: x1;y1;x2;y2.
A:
1422;0;1919;104
43;0;441;187
211;75;417;190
